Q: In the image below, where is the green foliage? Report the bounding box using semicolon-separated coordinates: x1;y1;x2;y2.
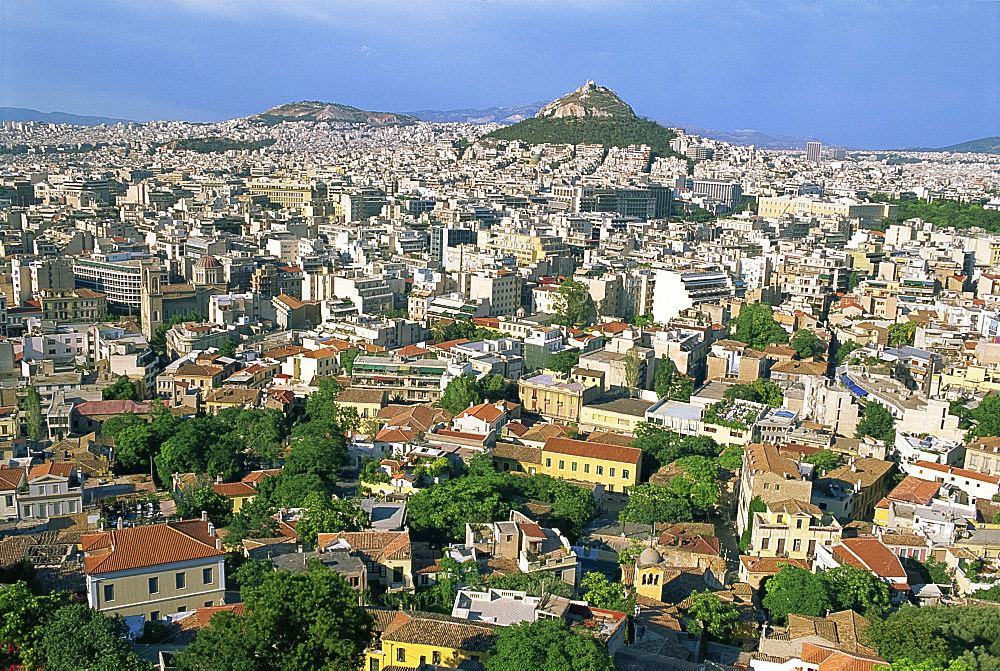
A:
733;303;789;351
150;311;206;355
221;407;287;462
631;422;721;475
848;271;861;291
552;278;596;329
174;484;234;526
863;607;952;665
178;561;373;670
24;386;44;442
684;590;739;643
218;340;238;358
967;395;1000;439
340;348;359;375
486;616;615;671
790;329;827;360
902;556;950;586
834;340;864;366
888;321;917;347
430;319;505;345
0;581;74;669
761;566;832;624
380;556;481;614
619;482;693;525
486;112;680;159
155;415;245;485
101;412;146;440
739;496;766;552
618;539;646;565
102;376;141;401
723;379;784;407
549;350;581;376
888;660;971;671
360;457;390;484
293;493;369;548
653;357;694;401
719;444;743;471
762;565;889;625
439;373;484;415
802;449;842;475
581;571;634;613
488;570;574;598
856;402;896;443
225;496;280;544
41;603;151;671
232;558;274;602
667;455;719;512
876;196;1000;233
624;346;641;390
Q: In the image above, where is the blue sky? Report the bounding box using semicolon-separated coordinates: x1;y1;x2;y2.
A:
1;0;998;148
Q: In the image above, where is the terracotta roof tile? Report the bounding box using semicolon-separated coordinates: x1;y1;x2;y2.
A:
82;519;223;575
544;437;641;465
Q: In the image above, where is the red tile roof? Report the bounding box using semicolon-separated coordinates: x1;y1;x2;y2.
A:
912;460;1000;484
82;519;224;575
833;538;906;580
544;437;641;466
28;462;74;480
0;466;26;491
213;482;256;497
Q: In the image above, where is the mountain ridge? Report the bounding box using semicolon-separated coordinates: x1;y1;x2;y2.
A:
250;101;416;126
0;107;132;126
900;136;1000;154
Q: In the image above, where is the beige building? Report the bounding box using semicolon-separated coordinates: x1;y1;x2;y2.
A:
737;443;813;534
758;196;897;224
83;517;226;619
748;499;842;560
39;288;108;322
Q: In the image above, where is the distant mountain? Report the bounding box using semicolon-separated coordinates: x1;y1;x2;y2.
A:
250;101;416;126
0;107;131;126
485;82;681;157
901;136;1000;154
664;123;826;150
408;102;546;125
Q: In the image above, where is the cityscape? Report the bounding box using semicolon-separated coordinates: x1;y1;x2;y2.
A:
1;2;1000;670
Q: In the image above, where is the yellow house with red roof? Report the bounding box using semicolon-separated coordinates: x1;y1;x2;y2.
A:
82;516;226;619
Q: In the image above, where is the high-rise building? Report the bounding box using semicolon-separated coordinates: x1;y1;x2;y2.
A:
692;179;743;212
806;141;822;163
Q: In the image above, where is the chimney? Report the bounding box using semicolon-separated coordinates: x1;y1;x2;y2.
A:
207;522;215;537
116;516;123;530
215;473;222;484
215;538;222;550
201;510;208;522
297;544;303;553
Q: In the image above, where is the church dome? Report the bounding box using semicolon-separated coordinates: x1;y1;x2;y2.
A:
638;547;662;565
195;255;220;269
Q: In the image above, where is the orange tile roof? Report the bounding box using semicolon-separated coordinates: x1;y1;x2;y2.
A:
28;462;74;480
832;538;906;580
544;437;641;466
0;466;26;491
455;402;504;423
886;475;941;504
213;482;256;497
82;519;224;575
912;460;1000;484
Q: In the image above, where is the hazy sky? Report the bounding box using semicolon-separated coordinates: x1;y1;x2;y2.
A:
1;0;998;148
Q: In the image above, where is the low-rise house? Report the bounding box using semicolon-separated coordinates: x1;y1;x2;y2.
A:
317;529;413;592
71;399;151;435
212;481;256;512
811;457;895;522
747;499;842;561
203;387;262;414
19;462;84;519
518;371;603;422
451;587;571;625
815;537;910;604
0;466;26;520
82;516;226;619
364;609;497;670
539;436;642;494
580;397;654;434
908;460;1000;501
451;400;511;436
335;387;388;420
466;511;578;586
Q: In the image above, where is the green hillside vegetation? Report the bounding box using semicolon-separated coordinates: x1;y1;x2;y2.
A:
253;101;416;126
873;194;1000;232
486;115;681;158
154;137;275;153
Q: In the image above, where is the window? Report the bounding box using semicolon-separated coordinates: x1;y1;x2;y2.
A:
796;519;803;529
202;567;213;585
397;648;406;663
205;601;213;608
559;460;565;470
433;651;442;665
584;463;590;474
178;605;187;612
596;465;603;475
175;572;186;589
370;659;380;671
571;462;577;472
546;458;552;468
148;577;159;594
609;467;615;478
792;539;802;552
103;584;114;602
623;469;629;480
760;537;770;550
150;611;159;622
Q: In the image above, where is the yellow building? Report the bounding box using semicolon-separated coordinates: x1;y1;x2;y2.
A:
518;371;603;423
580;397;654;434
212;481;256;513
476;230;568;265
203;387;262;415
82;518;226;619
540;437;642;494
748;500;842;560
758;196;896;223
247;178;326;209
317;530;414;592
0;406;19;440
39;288;108;322
334;387;388;419
936;364;1000;395
365;609;497;669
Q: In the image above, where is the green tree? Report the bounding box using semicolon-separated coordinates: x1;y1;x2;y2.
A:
232;559;274;602
856;402;896;443
41;603;151;671
407;476;515;545
154;415;244;486
548;350;580;376
218;340;237;358
340;348;359;375
101;412;146;440
293;494;369;548
761;565;831;624
864;608;951;665
888;661;970;671
174;484;234;526
222;408;286;462
489;570;574;598
718;444;743;470
834;340;864;366
631;422;720;474
486;617;614;671
888;321;917;347
225;496;280;544
552;278;596;328
438;373;483;415
624;345;641;392
175;611;258;671
802;449;841;475
739;496;766;552
619;482;693;525
733;303;789;350
113;424;157;473
684;590;739;642
790;329;826;360
24;386;44;441
967;395;1000;439
581;571;634;613
654;357;675;398
0;581;73;669
723;379;783;407
360;457;390;483
102;376;141;401
824;565;891;617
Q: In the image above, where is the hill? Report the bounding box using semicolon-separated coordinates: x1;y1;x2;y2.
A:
905;136;1000;154
251;101;416;126
484;82;680;157
665;122;826;150
0;106;131;126
409;102;546;125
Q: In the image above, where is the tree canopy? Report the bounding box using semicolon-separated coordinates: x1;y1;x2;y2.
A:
967;395;1000;439
102;376;142;401
548;350;580;376
653;357;693;402
790;329;827;360
888;321;917;348
723;379;783;407
292;493;369;548
733;303;789;350
174;483;234;527
762;565;890;624
41;603;150;671
619;482;693;525
486;617;615;671
861;606;1000;667
552;278;596;329
856;402;896;444
802;449;841;475
684;590;739;643
24;386;44;442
